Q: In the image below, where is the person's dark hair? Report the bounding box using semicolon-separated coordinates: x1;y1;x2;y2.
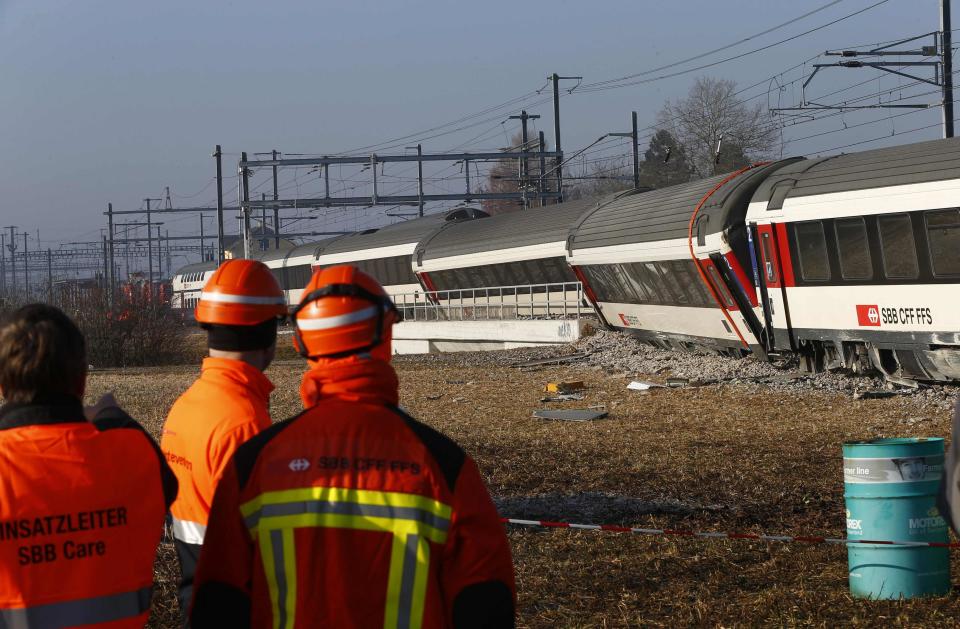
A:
0;304;87;404
203;319;278;352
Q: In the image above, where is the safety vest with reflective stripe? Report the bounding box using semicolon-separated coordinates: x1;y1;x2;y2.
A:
0;398;172;629
192;363;516;629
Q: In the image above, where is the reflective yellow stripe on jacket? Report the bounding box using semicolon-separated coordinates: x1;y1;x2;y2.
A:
241;487;452;629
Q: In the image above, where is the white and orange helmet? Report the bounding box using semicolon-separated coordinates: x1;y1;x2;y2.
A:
195;259;287;326
292;265;399;360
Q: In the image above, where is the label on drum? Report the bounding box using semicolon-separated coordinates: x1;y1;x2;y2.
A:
843;456;943;484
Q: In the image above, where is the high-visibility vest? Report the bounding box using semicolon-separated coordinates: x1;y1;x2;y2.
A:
192;360;516;628
0;397;173;628
162;358;274;546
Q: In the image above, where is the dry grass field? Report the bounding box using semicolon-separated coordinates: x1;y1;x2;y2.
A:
86;350;960;628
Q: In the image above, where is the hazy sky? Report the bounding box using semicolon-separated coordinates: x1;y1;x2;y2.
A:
0;0;943;261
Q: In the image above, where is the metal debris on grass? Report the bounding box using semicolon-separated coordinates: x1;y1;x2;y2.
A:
513;352;590;368
540;393;586;403
533;405;608;422
627;380;663;392
544;381;586;394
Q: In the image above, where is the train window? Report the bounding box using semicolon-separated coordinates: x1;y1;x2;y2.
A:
834;218;872;280
924;209;960;277
686;261;713;307
705;265;736;308
663;261;691;306
652;262;683;304
641;262;668;304
760;232;778;284
877;214;919;279
794;221;830;281
670;260;703;307
580;266;613;302
623;264;653;304
612;264;643;303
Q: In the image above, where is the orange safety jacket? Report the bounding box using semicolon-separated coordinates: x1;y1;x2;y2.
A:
161;357;274;614
0;394;177;628
191;357;516;628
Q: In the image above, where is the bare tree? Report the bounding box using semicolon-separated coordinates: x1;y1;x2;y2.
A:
656;77;780;178
564;155;634;201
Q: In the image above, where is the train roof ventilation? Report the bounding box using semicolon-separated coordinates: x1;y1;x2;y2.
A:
443;207;489;221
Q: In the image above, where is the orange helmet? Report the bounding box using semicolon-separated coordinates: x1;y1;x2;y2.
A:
292;265;399;360
195;259;287;326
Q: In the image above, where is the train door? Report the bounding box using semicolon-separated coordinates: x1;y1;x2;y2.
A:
753;222;795;352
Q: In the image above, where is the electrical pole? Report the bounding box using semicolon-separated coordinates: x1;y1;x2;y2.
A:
0;233;5;298
22;232;28;296
272;149;281;248
240;151;251;260
538;131;547;206
509;110;540;209
6;227;15;295
608;112;641;190
46;249;52;303
157;226;164;280
632;111;640;189
943;0;954;137
550;74;581;203
214;145;225;264
199;215;205;262
107;203;115;300
145;198;153;292
261;193;268;252
417;144;424;217
101;235;108;292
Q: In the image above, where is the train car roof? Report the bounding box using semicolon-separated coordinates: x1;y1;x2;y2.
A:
256;236;343;263
172;260;217;276
317;207;488;257
568;162;792;252
752;136;960;210
416;193;636;263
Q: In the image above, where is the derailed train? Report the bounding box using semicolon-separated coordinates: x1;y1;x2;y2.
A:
173;136;960;382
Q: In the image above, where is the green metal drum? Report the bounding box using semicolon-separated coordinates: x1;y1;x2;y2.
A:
843;437;950;599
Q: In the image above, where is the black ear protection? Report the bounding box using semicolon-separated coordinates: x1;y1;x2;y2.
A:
291;283;401;359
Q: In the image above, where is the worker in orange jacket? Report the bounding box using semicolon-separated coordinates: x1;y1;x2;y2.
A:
0;304;177;627
161;258;288;623
191;265;516;628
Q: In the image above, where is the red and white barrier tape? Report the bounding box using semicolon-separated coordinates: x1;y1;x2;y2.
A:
500;518;960;548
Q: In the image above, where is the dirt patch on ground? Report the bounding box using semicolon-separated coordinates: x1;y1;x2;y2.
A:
86;349;960;628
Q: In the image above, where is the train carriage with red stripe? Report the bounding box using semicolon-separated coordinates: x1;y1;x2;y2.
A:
566;161;795;357
746;137;960;382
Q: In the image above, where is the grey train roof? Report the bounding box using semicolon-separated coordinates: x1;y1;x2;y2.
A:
173;260;217;276
752;136;960;210
318;207;488;257
256;236;343;263
568;161;794;252
415;193;633;263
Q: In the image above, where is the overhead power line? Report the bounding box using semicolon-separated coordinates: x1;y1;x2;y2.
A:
578;0;892;92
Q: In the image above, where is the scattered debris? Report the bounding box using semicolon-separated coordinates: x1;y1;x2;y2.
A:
533;405;608;422
666;377;689;388
425;393;443;400
854;390;898;400
513;352;590;368
545;381;586;394
540;393;586;403
627;380;662;392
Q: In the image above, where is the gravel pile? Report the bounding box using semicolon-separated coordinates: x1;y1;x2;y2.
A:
395;327;957;408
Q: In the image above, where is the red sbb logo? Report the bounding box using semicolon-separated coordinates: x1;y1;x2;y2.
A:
856;305;881;327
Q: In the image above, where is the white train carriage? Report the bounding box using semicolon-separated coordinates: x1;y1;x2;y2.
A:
412;195;630;318
746;137;960;381
567;163;793;355
312;208;487;302
259;238;340;306
170;261;217;312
